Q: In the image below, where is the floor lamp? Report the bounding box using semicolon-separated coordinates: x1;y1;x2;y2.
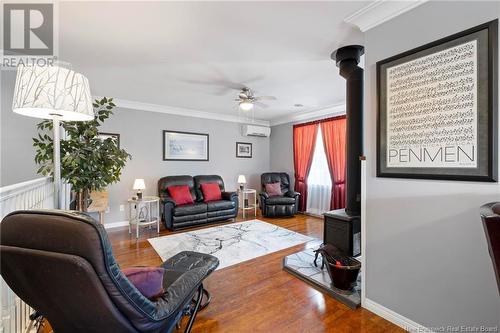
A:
12;64;94;209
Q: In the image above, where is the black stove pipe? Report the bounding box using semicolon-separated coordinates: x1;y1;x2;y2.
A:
331;45;364;216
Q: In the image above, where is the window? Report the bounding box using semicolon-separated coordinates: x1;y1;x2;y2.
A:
306;127;332;215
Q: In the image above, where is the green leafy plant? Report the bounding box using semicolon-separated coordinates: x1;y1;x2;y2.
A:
33;97;131;210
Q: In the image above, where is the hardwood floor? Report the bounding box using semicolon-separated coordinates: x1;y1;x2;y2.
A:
107;213;404;333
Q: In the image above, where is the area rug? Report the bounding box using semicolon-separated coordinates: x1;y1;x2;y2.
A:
148;220;314;270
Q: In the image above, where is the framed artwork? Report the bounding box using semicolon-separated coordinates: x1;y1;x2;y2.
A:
163;130;209;161
236;142;252;158
98;132;120;148
377;19;498;182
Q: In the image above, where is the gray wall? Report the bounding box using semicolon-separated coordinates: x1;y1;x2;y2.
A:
1;71;39;186
99;108;270;223
0;71;270;223
270;122;295;187
364;1;500;329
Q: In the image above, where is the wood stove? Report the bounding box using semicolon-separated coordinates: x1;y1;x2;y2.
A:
324;209;360;257
323;45;364;257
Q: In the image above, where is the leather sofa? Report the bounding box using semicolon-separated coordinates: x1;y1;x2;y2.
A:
158;175;238;230
259;172;300;217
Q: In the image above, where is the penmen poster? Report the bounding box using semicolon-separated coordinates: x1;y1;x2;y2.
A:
377;20;497;181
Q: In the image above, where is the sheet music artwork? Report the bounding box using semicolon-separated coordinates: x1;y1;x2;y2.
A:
386;40;478;168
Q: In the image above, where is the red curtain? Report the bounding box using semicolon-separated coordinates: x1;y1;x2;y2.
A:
321;116;346;210
293;123;318;212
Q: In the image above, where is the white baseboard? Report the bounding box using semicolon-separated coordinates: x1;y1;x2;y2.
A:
364;298;433;333
103;221;129;229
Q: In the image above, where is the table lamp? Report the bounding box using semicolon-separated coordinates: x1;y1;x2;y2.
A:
12;64;93;209
133;179;146;199
237;175;246;190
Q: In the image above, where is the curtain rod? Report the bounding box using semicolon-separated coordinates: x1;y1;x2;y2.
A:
292;115;346;128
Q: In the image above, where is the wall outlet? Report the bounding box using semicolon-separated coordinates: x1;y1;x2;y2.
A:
119;205;125;212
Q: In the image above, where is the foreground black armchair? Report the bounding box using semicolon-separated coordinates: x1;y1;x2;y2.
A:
260;172;300;217
0;210;219;333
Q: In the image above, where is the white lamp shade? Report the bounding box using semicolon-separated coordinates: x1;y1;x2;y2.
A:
237;175;247;184
12;65;94;121
133;179;146;190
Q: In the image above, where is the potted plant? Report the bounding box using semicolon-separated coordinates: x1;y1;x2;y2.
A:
33;97;131;211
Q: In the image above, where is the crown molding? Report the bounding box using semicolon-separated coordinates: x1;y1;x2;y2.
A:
269;103;346;126
99;97;271;127
345;0;428;32
94;97;347;128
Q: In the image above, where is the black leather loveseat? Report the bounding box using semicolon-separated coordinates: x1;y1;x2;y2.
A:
260;172;300;217
158;175;238;230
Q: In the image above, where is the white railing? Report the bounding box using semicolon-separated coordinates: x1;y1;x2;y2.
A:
0;177;54;333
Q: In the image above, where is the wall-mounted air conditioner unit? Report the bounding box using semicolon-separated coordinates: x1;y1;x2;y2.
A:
242;125;271;137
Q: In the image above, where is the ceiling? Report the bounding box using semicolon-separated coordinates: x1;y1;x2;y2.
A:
59;1;368;122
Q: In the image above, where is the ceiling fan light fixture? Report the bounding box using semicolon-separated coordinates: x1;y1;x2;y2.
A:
239;101;254;111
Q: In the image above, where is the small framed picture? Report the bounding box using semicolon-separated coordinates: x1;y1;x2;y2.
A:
98;132;120;148
236;142;252;158
163;130;209;161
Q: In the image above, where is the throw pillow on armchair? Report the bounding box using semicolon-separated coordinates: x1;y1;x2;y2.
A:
122;267;166;301
265;182;282;196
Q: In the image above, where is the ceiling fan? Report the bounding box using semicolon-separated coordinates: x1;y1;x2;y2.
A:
235;87;276;111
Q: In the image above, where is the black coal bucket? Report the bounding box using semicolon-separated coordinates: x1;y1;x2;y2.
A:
314;244;361;290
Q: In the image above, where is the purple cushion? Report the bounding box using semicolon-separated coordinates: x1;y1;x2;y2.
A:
265;182;282;196
122;267;165;301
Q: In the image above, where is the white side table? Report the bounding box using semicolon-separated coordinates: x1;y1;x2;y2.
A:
239;189;257;218
127;196;160;239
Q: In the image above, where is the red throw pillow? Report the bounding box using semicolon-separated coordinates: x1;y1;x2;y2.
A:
167;185;194;205
122;267;165;301
201;182;222;202
265;182;282;196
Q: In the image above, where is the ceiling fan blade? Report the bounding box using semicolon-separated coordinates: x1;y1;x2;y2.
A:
255;96;277;101
214;82;247;96
179;66;264;97
180;78;241;96
243;75;265;85
254;101;269;109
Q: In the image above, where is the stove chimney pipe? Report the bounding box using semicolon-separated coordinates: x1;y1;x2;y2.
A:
331;45;364;216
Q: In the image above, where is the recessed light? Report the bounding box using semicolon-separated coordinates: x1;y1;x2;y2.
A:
294;104;303;107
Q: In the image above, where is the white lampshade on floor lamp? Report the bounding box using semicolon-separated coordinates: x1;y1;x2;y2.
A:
12;64;94;209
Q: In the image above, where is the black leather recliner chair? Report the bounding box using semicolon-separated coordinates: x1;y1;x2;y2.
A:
259;172;300;217
480;202;500;292
158;175;238;230
0;210;219;333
